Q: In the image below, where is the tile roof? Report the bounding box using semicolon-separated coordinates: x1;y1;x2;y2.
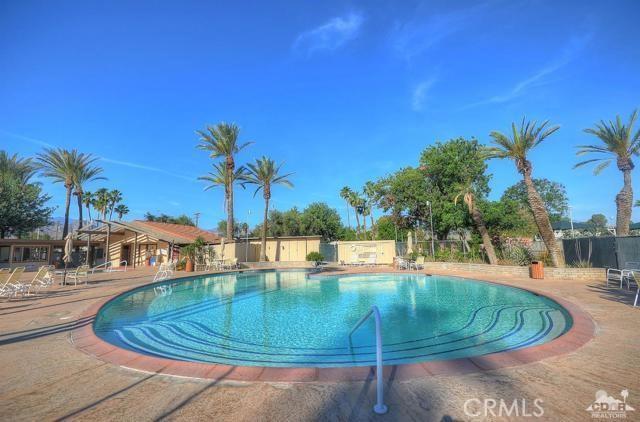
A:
132;221;220;244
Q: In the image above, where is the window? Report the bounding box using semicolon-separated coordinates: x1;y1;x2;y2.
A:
0;246;9;263
11;246;49;262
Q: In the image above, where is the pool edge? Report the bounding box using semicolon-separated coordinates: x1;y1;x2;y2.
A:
70;268;596;383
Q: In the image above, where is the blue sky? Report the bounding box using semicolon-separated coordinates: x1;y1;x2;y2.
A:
1;0;639;229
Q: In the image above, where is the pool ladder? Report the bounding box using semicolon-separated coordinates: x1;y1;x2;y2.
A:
348;306;388;414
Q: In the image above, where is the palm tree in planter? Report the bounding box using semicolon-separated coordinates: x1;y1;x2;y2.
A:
198;161;248;225
114;204;130;220
72;158;105;229
485;118;565;267
242;157;293;261
36;148;86;237
575;110;640;236
197;122;252;239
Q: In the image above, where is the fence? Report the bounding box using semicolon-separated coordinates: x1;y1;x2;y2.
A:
562;236;640;268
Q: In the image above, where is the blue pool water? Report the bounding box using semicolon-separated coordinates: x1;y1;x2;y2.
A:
94;270;572;367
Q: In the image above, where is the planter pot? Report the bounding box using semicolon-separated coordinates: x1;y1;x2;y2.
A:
530;261;544;279
185;259;194;272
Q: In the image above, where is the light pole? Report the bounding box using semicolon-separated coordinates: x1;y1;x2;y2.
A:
194;212;201;228
426;201;435;257
245;210;251;262
568;206;574;237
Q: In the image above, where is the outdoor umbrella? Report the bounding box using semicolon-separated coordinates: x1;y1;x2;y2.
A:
62;234;73;284
407;231;413;255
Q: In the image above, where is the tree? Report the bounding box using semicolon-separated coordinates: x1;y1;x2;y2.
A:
575;109;640;236
107;189;123;220
375;215;408;241
197;122;252;239
340;187;361;238
217;219;246;237
0;151;53;238
363;181;379;240
421;138;497;264
480;199;537;238
144;212;195;226
586;213;608;234
72;158;105;228
502;178;568;223
114;204;129;220
37;148;98;237
92;188;110;220
300;202;342;241
83;191;94;222
242;157;293;261
339;186;352;230
199;161;248;238
486;118;565;267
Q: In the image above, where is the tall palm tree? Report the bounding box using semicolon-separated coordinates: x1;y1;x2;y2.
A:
107;190;123;220
341;187;362;239
114;204;129;220
198;162;248;222
83;191;94;222
363;181;378;240
339;186;353;231
575;110;640;236
36;148;80;237
197;122;252;239
485;118;564;267
454;185;498;264
72;158;105;229
0;151;36;183
242;157;293;261
92;188;110;220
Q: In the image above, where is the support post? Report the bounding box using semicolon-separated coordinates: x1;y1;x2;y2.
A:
133;232;138;269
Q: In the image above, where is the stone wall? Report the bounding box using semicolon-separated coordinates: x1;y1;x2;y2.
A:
424;261;605;281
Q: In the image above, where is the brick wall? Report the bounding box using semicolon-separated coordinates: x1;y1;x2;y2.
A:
424;262;605;281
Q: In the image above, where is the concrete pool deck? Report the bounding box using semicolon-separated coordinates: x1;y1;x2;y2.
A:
1;266;638;421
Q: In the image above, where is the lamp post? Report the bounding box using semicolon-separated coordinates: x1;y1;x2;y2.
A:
426;201;435;257
568;206;574;237
245;210;251;262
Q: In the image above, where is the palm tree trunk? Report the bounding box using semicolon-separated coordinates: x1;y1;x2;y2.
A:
77;192;84;229
354;212;361;240
227;156;235;239
469;204;498;265
362;214;367;239
616;169;633;236
370;214;375;240
260;191;270;262
523;171;565;267
86;205;92;222
345;200;352;229
62;184;72;238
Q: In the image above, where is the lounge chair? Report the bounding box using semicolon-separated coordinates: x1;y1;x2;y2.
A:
410;256;425;270
67;265;90;286
21;265;55;295
607;262;640;289
0;267;26;298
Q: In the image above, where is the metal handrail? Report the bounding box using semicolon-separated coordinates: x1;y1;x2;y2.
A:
349;306;388;415
91;261;112;274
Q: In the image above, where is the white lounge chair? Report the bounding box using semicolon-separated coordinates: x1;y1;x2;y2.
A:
21;265;55;295
0;267;26;298
410;256;425;270
67;265;90;286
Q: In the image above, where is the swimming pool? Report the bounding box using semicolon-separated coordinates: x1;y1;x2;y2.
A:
93;270;572;368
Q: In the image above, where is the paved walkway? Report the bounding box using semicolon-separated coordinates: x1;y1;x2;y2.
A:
0;267;638;421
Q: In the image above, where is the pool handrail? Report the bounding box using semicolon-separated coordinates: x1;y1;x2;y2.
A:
348;305;388;415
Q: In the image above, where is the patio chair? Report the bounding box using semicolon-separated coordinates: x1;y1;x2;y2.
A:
607;262;640;289
0;267;26;298
67;265;90;286
396;257;410;270
410;256;425;270
22;265;55;295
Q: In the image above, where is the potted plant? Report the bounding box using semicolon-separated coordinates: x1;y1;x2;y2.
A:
181;244;196;272
306;251;325;268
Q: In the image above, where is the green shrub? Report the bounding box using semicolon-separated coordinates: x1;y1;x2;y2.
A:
306;251;324;263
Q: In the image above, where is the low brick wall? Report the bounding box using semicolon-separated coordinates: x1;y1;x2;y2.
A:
424;262;605;281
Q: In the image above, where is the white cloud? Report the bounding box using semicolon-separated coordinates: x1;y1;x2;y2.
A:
293;12;364;56
464;34;592;109
412;78;437;111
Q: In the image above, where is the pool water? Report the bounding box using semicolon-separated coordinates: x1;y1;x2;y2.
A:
94;270;572;367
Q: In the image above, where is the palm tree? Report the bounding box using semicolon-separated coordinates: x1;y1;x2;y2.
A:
72;157;105;229
485;118;564;267
363;181;378;240
197;122;252;239
339;186;353;231
575;110;640;236
114;204;129;220
83;191;94;222
107;190;123;220
198;162;248;222
92;188;110;220
36;148;80;237
341;187;362;239
0;151;36;183
454;185;498;264
242;157;293;261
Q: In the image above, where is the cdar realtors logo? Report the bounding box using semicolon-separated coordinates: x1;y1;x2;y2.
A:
587;390;634;418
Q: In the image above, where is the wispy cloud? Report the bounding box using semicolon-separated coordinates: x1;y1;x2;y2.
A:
463;34;592;109
0;130;196;182
391;4;486;61
412;78;437;111
293;12;364;57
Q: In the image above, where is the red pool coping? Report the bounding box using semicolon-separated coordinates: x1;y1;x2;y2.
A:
70;268;596;383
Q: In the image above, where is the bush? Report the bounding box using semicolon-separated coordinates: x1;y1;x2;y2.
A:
501;245;533;266
306;252;324;263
